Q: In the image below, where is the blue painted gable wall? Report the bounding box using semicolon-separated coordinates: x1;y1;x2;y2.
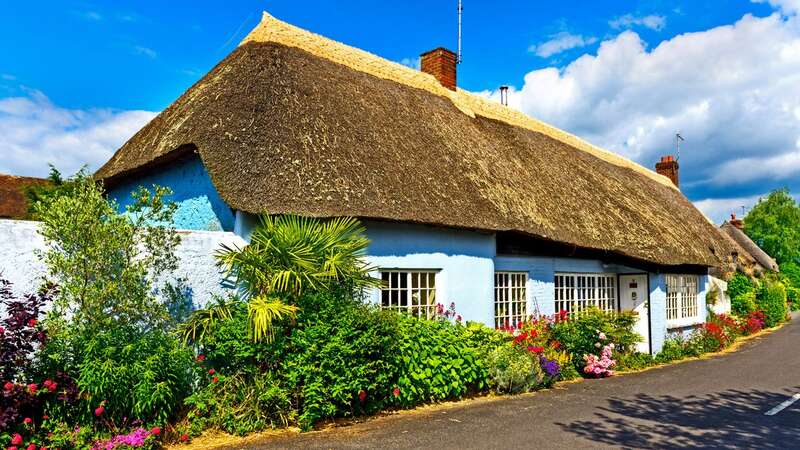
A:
107;154;235;232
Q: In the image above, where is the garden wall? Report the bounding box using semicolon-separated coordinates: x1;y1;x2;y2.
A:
0;219;241;307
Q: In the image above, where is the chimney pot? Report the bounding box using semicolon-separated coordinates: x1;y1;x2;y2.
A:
420;47;457;91
730;213;744;229
655;154;680;188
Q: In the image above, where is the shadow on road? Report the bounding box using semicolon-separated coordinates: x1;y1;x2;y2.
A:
558;388;800;448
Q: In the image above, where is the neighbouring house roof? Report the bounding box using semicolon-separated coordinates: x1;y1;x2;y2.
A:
96;11;731;268
720;222;780;273
0;174;48;219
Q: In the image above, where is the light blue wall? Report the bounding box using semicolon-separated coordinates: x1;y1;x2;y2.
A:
232;212;710;355
107;155;235;232
363;220;497;326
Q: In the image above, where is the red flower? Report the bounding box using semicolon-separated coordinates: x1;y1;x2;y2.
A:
11;434;23;445
46;382;57;392
358;390;367;402
27;383;37;394
180;434;189;443
208;368;215;375
196;355;205;362
212;376;219;384
527;346;544;354
28;319;37;327
26;444;36;450
3;381;13;391
512;331;529;344
94;406;105;417
392;387;400;397
551;340;562;349
23;417;32;425
0;326;5;334
42;415;49;420
151;426;161;436
9;447;17;450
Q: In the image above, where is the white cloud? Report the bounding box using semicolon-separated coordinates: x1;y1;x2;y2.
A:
529;32;598;58
693;194;766;224
0;90;156;177
486;13;800;197
133;45;157;59
753;0;800;15
610;14;667;31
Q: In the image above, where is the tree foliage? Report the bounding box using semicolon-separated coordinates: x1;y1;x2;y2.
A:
743;189;800;265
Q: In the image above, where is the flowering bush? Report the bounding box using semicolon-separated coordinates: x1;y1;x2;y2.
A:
582;332;616;378
745;310;766;334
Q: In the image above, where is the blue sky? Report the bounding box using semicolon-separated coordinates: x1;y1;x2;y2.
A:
1;0;799;223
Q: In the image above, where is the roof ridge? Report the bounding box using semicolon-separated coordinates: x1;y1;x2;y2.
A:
241;11;677;191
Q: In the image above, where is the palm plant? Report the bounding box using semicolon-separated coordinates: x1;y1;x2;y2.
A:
212;214;379;342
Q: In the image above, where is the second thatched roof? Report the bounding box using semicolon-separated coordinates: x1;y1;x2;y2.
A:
720;222;780;273
96;12;730;268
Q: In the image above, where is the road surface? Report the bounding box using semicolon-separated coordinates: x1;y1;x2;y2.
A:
234;313;800;449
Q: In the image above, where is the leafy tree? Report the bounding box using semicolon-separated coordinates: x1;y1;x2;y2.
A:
24;166;80;220
209;215;379;342
35;172;180;333
743;189;800;265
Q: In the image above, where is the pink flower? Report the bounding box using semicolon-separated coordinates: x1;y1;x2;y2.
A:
23;417;32;425
95;406;105;417
42;415;49;420
11;434;23;445
28;319;37;327
26;444;36;450
3;381;13;391
8;447;17;450
208;368;215;375
392;387;400;397
180;434;189;443
358;390;367;402
196;355;205;362
598;332;606;341
151;426;161;436
0;326;5;334
27;383;37;394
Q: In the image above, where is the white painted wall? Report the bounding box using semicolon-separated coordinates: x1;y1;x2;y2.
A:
0;219;241;308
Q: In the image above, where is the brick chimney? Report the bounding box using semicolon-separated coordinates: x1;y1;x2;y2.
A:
655;155;679;188
729;213;744;229
420;47;457;91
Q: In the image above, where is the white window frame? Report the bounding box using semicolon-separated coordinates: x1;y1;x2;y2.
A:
494;272;528;329
666;274;700;327
379;270;438;319
554;273;617;315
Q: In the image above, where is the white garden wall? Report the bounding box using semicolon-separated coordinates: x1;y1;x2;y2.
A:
0;219;242;308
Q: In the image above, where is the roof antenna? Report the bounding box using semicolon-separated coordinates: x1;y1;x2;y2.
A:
675;131;684;161
457;0;463;64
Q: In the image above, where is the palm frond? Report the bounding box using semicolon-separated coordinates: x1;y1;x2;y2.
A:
248;296;298;343
179;296;238;345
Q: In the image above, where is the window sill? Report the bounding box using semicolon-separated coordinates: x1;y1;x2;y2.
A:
667;317;703;329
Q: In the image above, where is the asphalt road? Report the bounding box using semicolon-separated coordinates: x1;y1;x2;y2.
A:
236;314;800;449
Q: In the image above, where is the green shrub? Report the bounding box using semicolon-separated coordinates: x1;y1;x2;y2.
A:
732;291;757;316
756;278;788;327
285;294;398;430
550;309;641;371
487;344;542;394
71;328;194;424
391;314;489;406
727;274;755;306
616;352;655;371
186;371;293;436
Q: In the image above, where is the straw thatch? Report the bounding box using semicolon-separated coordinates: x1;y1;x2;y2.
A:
0;174;48;219
96;12;729;268
720;222;780;273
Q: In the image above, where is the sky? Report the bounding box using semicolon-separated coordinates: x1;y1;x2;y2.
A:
1;0;799;224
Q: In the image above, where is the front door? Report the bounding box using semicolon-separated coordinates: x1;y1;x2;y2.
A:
619;274;650;354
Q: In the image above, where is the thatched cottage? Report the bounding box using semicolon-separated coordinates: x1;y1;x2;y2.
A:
96;12;732;354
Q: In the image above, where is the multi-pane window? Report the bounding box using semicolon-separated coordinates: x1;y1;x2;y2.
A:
494;272;528;329
380;270;437;319
666;275;699;322
554;273;617;315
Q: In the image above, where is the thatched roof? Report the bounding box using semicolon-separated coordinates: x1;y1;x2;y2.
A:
0;174;48;219
96;12;730;268
720;222;780;273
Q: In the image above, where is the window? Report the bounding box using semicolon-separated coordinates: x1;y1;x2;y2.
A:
666;275;699;322
494;272;527;328
554;273;617;314
380;270;437;318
